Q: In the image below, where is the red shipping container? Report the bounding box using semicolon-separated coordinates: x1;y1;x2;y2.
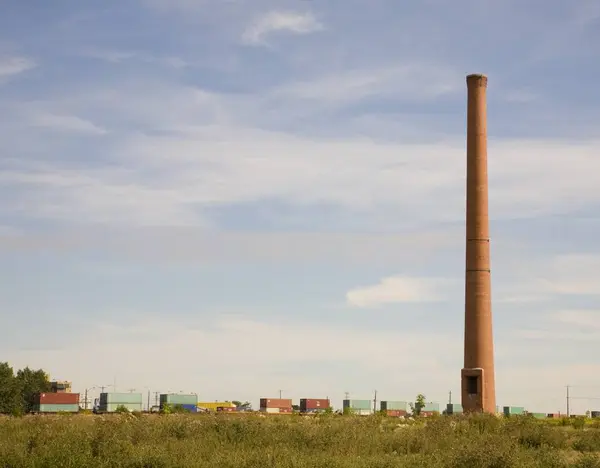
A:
36;392;80;404
260;398;292;409
278;407;292;413
300;398;330;410
217;407;236;412
386;410;407;417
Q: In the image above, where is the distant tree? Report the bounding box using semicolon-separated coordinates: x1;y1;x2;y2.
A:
234;401;252;411
410;394;426;417
0;362;21;414
292;404;300;412
15;367;51;413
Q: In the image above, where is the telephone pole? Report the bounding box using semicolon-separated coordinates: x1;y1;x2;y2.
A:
567;385;570;418
373;390;378;413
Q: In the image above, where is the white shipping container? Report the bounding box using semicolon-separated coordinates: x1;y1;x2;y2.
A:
260;407;280;413
355;409;373;416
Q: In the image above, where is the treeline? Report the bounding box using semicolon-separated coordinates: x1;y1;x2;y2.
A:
0;362;51;415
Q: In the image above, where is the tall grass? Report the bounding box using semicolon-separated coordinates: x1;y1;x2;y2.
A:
0;413;599;467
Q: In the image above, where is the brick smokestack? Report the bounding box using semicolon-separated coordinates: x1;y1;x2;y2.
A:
461;74;496;414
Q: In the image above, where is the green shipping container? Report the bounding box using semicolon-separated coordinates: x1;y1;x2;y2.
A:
446;404;463;414
343;399;371;410
530;412;546;419
35;404;79;413
423;403;440;412
98;402;143;413
381;401;408;411
160;394;198;406
503;406;525;416
100;392;143;404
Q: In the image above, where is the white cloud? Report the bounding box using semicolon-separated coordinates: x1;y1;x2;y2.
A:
29;112;107;135
0;56;36;79
242;11;323;45
270;63;461;105
346;276;453;307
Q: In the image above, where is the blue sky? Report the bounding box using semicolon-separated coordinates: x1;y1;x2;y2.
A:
1;0;600;413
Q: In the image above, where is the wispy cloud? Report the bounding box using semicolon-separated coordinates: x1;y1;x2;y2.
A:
346;276;454;307
242;11;323;45
79;48;189;68
0;56;35;80
29;112;107;135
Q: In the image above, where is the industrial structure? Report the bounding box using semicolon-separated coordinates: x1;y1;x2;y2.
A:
461;73;497;414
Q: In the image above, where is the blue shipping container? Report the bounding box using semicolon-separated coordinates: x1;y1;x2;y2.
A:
181;404;197;413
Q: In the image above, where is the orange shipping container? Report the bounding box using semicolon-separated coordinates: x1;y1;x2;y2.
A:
386;410;407;417
36;392;80;405
260;398;292;409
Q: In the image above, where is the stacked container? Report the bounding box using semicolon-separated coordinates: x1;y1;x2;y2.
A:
380;401;408;417
98;392;143;413
420;402;440;416
34;392;80;413
343;399;372;415
198;401;236;411
216;406;236;412
503;406;525;417
160;394;198;412
300;398;330;413
260;398;292;414
446;403;463;415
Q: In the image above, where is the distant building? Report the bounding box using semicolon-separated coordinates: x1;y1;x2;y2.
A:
50;381;72;393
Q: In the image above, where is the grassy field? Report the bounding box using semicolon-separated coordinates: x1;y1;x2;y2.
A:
1;413;600;467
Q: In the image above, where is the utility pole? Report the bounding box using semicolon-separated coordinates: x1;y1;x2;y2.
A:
279;390;282;399
567;385;570;418
449;391;452;405
84;388;88;410
373;390;378;413
147;390;151;412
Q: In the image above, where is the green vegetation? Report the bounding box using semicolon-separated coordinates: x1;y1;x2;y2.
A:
1;413;600;467
0;362;51;416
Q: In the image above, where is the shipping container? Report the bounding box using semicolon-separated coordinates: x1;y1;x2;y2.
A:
260;398;292;409
343;399;371;410
385;410;407;417
217;406;236;412
160;394;198;406
446;403;463;414
503;406;525;416
547;413;562;419
34;403;79;413
422;402;440;413
300;398;330;410
260;407;281;413
591;411;600;418
380;401;409;411
529;412;546;419
301;408;328;414
353;409;373;416
98;402;143;413
36;392;80;405
197;401;236;411
171;404;197;413
100;393;143;405
279;407;292;413
421;411;438;417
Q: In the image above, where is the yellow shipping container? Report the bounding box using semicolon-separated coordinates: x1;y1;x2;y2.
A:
197;401;236;411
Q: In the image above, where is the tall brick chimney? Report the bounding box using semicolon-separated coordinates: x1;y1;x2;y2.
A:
461;74;496;414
